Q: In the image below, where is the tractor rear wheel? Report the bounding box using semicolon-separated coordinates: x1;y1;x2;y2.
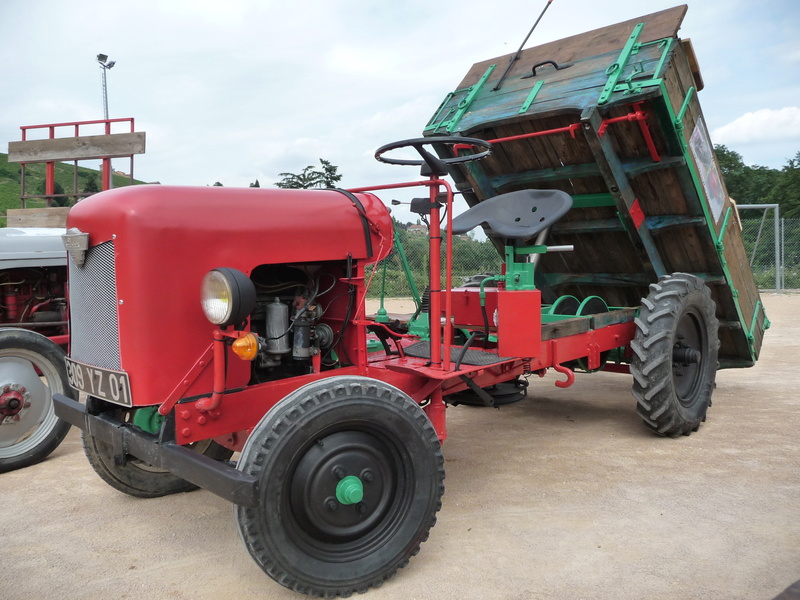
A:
82;398;233;498
235;376;445;597
631;273;719;437
0;329;73;473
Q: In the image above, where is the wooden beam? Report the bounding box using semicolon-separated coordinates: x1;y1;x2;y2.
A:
7;208;70;228
8;132;146;163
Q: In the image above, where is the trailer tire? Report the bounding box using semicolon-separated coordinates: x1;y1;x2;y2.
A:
0;329;73;473
631;273;719;437
235;376;445;597
82;398;233;498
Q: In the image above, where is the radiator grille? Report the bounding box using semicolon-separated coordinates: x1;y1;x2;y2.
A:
68;241;121;369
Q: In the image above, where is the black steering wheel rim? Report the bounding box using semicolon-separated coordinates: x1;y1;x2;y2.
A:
374;136;492;167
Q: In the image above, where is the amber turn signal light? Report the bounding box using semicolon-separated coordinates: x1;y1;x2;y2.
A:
232;333;260;361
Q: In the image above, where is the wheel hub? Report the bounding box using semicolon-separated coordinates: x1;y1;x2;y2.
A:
0;384;31;422
291;431;395;543
672;311;705;403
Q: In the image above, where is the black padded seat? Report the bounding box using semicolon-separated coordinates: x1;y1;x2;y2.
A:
451;189;573;239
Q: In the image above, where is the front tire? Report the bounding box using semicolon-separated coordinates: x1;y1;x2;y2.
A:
235;376;445;597
631;273;719;437
0;329;73;473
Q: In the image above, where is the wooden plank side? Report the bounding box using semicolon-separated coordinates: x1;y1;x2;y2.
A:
7;208;70;228
663;42;764;363
456;5;687;90
8;132;146;163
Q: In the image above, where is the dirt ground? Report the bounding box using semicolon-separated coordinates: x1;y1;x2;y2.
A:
2;294;798;600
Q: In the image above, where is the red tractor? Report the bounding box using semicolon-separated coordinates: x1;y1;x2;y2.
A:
54;134;707;596
53;8;767;596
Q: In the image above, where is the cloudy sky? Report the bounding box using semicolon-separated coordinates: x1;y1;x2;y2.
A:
1;0;798;221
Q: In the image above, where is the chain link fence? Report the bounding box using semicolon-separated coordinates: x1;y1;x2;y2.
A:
365;231;501;299
366;218;800;301
742;217;799;291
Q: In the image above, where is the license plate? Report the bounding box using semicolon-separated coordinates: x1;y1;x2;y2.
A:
65;358;133;407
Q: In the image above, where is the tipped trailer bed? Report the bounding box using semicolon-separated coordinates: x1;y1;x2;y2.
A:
424;4;767;368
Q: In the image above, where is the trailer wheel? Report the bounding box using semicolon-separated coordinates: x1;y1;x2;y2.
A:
0;329;73;473
82;398;233;498
235;376;445;597
631;273;719;437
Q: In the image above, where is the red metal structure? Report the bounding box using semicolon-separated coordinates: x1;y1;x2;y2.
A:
9;117;144;206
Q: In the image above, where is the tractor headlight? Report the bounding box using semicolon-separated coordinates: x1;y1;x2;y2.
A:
200;268;256;327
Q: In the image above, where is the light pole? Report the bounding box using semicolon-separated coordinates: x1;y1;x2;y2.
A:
97;53;115;120
96;54;115;189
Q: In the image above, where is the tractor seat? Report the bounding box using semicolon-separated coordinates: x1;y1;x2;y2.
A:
451;189;573;239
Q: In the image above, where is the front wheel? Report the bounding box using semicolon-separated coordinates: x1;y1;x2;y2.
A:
0;329;73;473
235;376;445;596
631;273;719;437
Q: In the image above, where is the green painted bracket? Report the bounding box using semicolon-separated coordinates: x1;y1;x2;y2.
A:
598;22;644;105
611;37;673;98
513;244;548;255
747;300;769;352
132;406;165;435
599;22;678;104
674;86;696;148
502;245;536;290
424;64;496;134
519;80;544;114
571;193;616;208
715;206;732;253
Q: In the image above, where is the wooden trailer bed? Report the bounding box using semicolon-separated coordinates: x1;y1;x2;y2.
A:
423;5;767;368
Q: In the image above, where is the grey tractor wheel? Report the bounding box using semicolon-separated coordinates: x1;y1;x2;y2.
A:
0;329;73;473
235;376;445;597
631;273;719;437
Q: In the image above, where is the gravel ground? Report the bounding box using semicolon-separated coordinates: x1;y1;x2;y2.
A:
1;294;798;600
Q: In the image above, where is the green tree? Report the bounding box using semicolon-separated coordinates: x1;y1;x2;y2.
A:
83;173;99;196
766;152;800;218
35;179;68;206
275;159;342;189
250;179;260;188
715;144;781;205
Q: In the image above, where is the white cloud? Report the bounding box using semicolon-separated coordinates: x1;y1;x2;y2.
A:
712;107;800;146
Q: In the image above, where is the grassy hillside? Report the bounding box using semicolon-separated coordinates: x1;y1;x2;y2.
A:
0;152;145;226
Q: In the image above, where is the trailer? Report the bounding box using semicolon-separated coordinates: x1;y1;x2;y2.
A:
423;4;767;375
52;5;766;597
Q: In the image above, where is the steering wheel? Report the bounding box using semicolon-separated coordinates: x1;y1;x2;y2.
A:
374;136;492;174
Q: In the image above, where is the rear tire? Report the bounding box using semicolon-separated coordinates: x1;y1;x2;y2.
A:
82;398;233;498
0;329;73;473
631;273;719;437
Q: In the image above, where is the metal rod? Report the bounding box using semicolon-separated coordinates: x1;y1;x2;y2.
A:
775;204;781;293
492;0;555;92
781;217;785;291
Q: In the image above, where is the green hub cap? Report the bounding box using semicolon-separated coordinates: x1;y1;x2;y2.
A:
335;475;364;505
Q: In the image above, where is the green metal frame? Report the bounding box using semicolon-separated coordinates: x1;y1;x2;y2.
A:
424;65;496;134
